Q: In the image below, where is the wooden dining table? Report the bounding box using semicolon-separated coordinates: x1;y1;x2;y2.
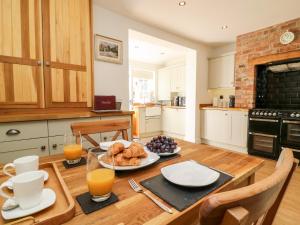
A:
13;140;265;225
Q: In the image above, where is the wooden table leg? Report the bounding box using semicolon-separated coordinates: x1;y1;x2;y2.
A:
248;174;255;185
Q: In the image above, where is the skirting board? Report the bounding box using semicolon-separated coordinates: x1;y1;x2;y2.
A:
163;131;185;141
201;139;247;154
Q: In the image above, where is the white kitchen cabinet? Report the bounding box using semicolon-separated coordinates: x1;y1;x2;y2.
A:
157;68;171;100
208;53;235;89
157;64;186;100
145;117;161;133
201;110;230;143
201;109;248;152
162;107;185;138
133;106;161;138
170;65;185;93
231;111;249;147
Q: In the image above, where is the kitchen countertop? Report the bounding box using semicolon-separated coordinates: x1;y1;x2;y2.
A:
163;105;186;109
200;106;249;112
0;110;134;123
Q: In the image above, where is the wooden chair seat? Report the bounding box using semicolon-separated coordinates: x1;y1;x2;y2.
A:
199;148;298;225
71;119;131;147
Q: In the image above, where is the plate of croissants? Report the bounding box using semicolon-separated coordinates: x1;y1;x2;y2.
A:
99;142;160;171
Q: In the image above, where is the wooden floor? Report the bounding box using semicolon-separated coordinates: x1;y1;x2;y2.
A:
254;156;300;225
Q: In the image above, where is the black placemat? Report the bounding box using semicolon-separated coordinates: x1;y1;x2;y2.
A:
140;169;233;211
157;154;181;164
63;157;86;169
76;192;119;214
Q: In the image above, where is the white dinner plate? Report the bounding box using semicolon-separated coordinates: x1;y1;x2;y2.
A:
161;160;220;187
3;170;49;190
145;146;181;156
1;188;56;220
100;140;132;151
99;150;160;171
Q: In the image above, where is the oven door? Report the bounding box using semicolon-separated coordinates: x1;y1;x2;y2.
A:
248;132;279;159
281;120;300;149
248;118;280;135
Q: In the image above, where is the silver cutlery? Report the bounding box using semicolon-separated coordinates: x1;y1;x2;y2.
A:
128;179;173;214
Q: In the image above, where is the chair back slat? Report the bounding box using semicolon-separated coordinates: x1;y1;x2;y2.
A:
200;148;297;225
71;119;130;147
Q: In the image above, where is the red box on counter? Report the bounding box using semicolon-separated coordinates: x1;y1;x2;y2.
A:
94;96;116;110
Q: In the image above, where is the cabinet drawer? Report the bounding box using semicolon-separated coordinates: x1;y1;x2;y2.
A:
0;121;48;142
145;117;161;133
49;134;100;155
48;117;101;136
0;138;49;163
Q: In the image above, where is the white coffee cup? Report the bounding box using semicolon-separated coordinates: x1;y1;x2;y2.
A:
0;171;44;209
3;155;39;177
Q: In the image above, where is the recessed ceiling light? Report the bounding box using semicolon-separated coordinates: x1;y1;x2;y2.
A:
179;1;186;6
221;25;228;30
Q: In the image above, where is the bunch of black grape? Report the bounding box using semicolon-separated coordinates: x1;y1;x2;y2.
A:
146;136;177;154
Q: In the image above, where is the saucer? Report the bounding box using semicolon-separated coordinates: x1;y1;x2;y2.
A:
1;188;56;220
4;170;49;190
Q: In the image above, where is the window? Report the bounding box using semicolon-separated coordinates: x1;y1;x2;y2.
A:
131;70;155;103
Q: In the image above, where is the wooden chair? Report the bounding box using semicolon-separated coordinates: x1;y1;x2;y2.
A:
199;148;298;225
71;119;130;147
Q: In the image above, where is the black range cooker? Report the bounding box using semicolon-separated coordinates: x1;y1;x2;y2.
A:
248;109;300;160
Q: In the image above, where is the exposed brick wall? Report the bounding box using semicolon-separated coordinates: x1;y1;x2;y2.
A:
235;17;300;108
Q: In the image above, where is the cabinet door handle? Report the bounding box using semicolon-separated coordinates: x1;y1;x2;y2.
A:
6;129;21;136
52;144;57;149
44;61;50;67
41;145;46;151
37;60;42;66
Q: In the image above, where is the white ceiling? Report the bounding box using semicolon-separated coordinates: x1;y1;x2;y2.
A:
129;30;187;65
94;0;300;45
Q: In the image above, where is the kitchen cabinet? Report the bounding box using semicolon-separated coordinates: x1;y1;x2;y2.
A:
157;68;171;100
43;0;92;108
145;117;161;133
201;109;248;152
208;53;235;89
133;106;161;138
0;0;93;110
170;65;185;93
0;138;49;163
201;110;230;143
0;0;44;109
231;111;249;147
0;114;132;163
157;64;186;101
162;107;185;138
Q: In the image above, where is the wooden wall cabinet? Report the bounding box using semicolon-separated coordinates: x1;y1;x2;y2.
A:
0;0;93;110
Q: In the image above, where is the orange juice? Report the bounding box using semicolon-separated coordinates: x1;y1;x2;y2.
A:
64;144;82;160
87;168;115;196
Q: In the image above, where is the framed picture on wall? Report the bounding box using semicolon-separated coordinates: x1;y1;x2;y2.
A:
94;34;123;64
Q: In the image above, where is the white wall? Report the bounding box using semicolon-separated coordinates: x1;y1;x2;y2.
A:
209;43;236;58
93;4;212;143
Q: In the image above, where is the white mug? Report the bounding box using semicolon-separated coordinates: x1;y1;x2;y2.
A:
3;155;39;177
0;171;44;209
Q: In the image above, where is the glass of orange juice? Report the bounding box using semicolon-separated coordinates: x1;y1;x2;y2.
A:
63;134;83;165
87;147;115;202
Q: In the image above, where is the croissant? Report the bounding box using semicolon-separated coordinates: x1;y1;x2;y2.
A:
114;153;140;166
108;142;125;156
123;143;146;158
